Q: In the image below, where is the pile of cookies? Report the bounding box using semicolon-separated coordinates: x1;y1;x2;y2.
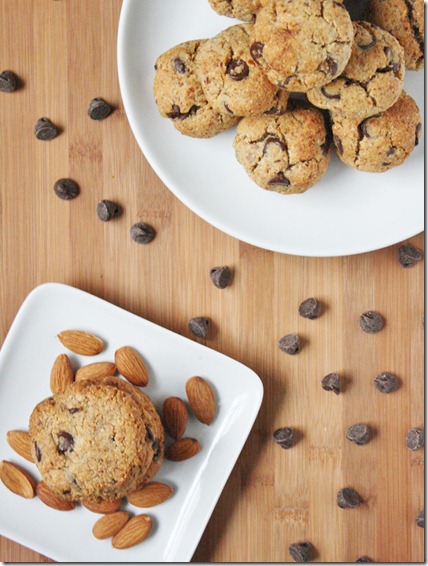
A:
152;0;423;195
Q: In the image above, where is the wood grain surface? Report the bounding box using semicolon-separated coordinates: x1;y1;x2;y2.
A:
0;0;424;562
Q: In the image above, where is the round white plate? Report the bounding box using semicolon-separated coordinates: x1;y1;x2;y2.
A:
117;0;424;257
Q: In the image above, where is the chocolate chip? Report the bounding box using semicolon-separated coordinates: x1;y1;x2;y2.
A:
166;104;200;120
34;117;60;140
57;431;74;453
326;56;338;76
398;244;422;268
273;427;295;449
34;441;42;462
346;424;370;445
415;122;422;145
263;136;287;154
320;86;340;100
299;298;321;320
145;425;154;442
406;428;424;451
130;222;156;244
268;172;290;187
0;70;20;93
337;487;363;508
356;556;373;562
88;97;113;120
359;311;384;333
54;178;80;200
279;334;300;355
210;266;232;289
250;42;264;61
416;510;424;528
288;542;313;563
68;408;80;414
358;33;377;51
374;371;399;394
333;135;343;155
226;59;249;81
264;106;284;116
97;200;122;222
173;57;186;74
359;118;371;138
322;373;341;395
152;438;162;462
224;103;234;114
386;146;396;156
188;316;210;339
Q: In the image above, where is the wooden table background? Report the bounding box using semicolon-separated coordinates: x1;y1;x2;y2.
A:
0;0;424;562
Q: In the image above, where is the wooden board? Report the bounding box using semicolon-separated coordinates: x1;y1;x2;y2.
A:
0;0;424;562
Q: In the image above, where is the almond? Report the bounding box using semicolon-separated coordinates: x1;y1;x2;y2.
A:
115;346;148;386
112;514;152;549
50;353;74;393
186;376;216;425
7;430;33;462
93;511;129;540
0;460;36;498
83;498;123;514
57;330;104;356
36;481;75;511
165;438;201;462
75;362;116;382
128;482;173;508
162;396;188;440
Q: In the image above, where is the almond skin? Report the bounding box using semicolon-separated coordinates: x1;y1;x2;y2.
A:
0;460;36;498
36;481;75;511
128;482;173;508
115;346;149;386
50;353;74;394
57;330;104;356
93;511;129;540
7;430;33;462
83;498;123;514
112;514;152;549
165;438;201;462
186;376;216;425
75;362;117;382
162;396;188;440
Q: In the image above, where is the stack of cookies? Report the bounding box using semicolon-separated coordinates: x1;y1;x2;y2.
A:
153;0;423;194
28;378;164;503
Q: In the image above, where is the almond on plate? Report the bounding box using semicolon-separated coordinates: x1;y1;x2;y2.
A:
7;430;33;462
0;460;36;498
128;481;173;508
162;396;188;440
36;481;75;511
165;438;201;462
93;511;129;539
112;514;152;549
50;353;74;393
83;498;123;514
115;346;148;386
57;330;104;356
186;376;216;425
75;361;116;382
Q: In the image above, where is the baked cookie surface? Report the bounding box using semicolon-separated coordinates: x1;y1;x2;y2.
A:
208;0;264;21
331;91;422;172
307;21;405;120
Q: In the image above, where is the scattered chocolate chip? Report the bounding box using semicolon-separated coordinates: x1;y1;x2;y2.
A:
250;42;264;61
320;86;340;100
386;146;396;156
173;57;186;74
268;172;290;187
416;510;424;528
96;199;122;222
346;424;370;445
359;311;384;334
406;428;424;451
226;59;249;81
88;97;113;120
359;119;371;138
326;56;338;76
333;135;343;155
68;408;80;414
130;222;156;244
34;442;42;462
374;372;399;394
34;117;60;140
273;427;295;449
415;122;422;146
337;487;363;509
210;266;232;289
279;334;300;355
57;431;74;453
0;70;20;93
398;244;422;268
188;316;210;339
356;556;373;562
166;104;200;120
289;542;313;563
322;373;341;395
53;178;80;200
299;298;321;320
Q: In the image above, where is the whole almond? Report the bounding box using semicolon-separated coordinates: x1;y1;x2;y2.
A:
83;498;123;514
75;362;116;382
57;330;104;356
93;511;129;540
112;514;152;549
50;353;74;393
7;430;33;462
163;397;188;440
0;460;36;498
165;438;201;462
186;376;216;425
115;346;148;386
128;482;173;508
36;481;75;511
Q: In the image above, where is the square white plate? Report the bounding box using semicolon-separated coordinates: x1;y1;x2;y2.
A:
0;283;263;562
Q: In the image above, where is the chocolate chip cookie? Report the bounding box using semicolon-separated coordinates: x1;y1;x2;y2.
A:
250;0;354;92
196;24;289;117
367;0;424;70
307;21;405;120
233;100;331;194
331;91;422;172
153;40;238;138
207;0;264;21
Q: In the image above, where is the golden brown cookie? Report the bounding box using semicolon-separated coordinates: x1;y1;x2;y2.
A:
207;0;264;21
